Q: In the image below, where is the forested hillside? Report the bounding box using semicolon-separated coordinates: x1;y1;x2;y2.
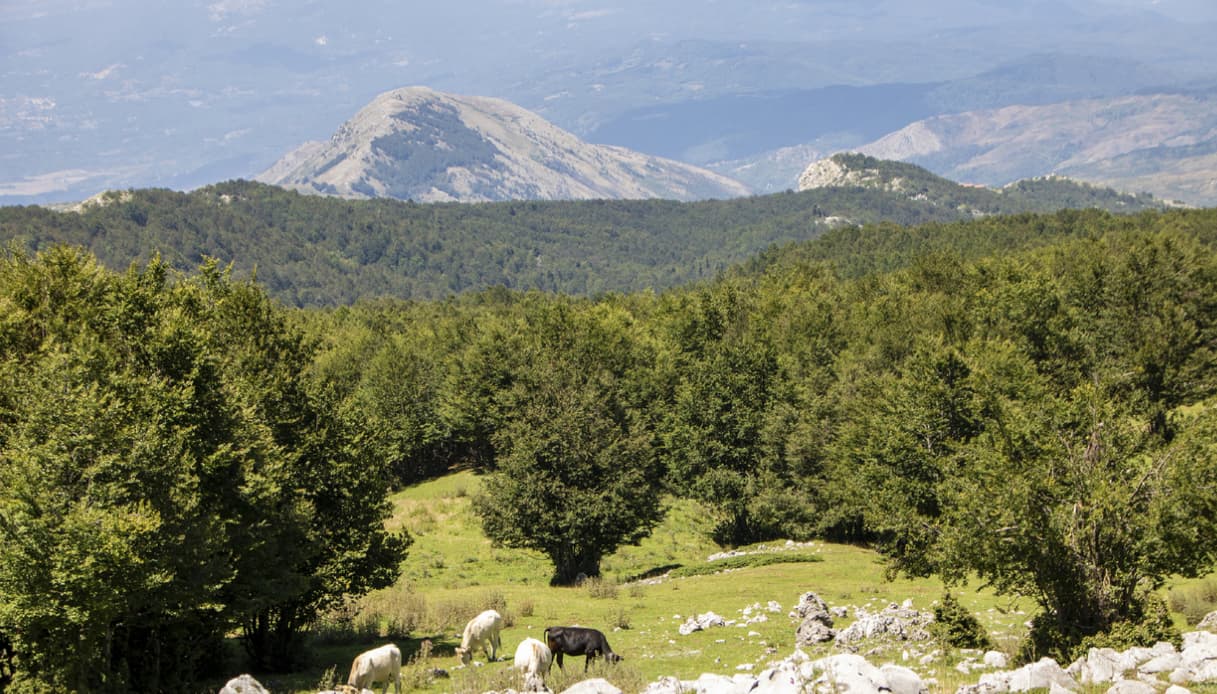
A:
0;170;1163;306
297;205;1217;660
3;206;1217;690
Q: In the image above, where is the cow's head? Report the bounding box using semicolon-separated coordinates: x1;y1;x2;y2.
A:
606;653;623;664
455;646;471;666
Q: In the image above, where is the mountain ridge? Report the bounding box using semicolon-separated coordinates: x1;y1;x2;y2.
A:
256;86;751;203
3;156;1169;306
842;92;1217;205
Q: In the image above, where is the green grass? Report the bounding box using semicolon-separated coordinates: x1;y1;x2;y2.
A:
258;470;1210;693
271;471;996;693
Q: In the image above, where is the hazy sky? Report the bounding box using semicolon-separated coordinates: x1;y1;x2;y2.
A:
2;0;1215;202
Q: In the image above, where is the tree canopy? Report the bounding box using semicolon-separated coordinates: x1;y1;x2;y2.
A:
0;246;409;691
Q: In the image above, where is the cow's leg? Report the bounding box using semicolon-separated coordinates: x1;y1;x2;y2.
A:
555;652;564;670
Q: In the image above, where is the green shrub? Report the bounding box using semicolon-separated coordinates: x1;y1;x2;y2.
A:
1019;593;1181;664
929;592;991;650
1081;595;1181;654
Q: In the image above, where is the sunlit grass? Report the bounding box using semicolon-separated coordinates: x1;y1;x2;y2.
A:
272;470;1213;694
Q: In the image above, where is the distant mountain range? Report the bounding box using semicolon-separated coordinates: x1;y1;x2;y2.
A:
843;91;1217;206
254;85;1212;208
256;87;749;203
6;0;1217;206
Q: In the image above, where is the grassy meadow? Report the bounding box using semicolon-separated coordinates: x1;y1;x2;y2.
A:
259;470;1214;694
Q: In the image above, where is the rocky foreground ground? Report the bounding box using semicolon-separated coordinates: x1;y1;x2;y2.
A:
219;594;1217;694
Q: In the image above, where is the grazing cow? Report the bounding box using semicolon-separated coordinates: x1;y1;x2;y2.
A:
347;643;401;694
544;626;622;671
455;609;503;665
514;637;553;692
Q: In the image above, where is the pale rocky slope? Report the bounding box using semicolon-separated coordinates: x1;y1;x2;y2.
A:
834;92;1217;206
257;86;750;203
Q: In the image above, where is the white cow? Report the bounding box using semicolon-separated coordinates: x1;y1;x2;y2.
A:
347;643;401;694
514;637;553;692
455;609;503;665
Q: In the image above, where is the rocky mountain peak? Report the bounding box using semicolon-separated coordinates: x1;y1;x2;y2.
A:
256;86;750;203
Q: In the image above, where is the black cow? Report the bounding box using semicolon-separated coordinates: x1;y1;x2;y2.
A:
543;626;622;671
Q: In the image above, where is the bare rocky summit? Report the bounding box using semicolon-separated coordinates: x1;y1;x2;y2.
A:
256;86;750;203
797;155;919;193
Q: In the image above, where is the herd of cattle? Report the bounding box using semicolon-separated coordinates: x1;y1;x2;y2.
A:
342;609;622;693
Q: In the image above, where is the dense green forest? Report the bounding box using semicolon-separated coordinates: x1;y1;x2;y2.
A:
294;206;1217;661
2;203;1216;691
0;160;1162;306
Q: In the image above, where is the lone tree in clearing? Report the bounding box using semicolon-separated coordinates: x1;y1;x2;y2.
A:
472;301;664;585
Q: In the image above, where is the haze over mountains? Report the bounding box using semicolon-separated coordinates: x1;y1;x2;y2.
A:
4;0;1217;205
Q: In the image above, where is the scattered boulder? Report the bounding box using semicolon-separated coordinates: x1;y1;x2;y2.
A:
958;657;1079;694
647;627;1217;694
561;678;623;694
741;601;781;626
792;592;838;646
791;653;928;694
1171;631;1217;683
798;620;837;646
879;663;930;694
643;672;758;693
835;601;934;649
790;592;832;622
663;651;932;694
679;612;728;635
983;652;1009;669
1067;647;1144;684
1140;650;1182;675
219;674;269;694
1105;681;1157;694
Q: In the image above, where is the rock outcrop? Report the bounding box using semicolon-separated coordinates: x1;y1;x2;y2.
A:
835;600;934;650
792;592;837;646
